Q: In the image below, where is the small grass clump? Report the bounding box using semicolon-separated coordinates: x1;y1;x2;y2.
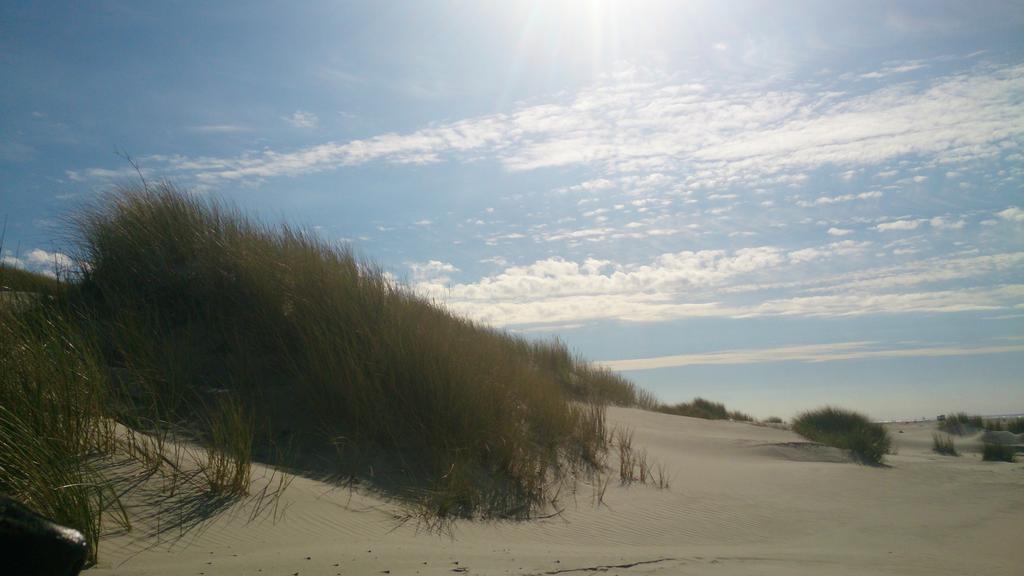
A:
791;407;892;465
932;433;958;456
612;427;669;490
200;395;254;496
764;416;784;424
981;441;1017;463
656;397;753;422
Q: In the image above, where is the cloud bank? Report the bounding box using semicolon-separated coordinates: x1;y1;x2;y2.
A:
597;341;1024;371
71;62;1024;191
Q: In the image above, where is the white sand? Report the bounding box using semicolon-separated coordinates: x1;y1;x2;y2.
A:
89;408;1024;575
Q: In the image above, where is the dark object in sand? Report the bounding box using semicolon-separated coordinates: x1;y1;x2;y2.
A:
0;495;88;576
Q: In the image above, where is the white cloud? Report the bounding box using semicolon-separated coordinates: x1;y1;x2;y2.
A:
597;341;1024;371
876;219;921;231
187;124;249;133
929;217;965;230
284;110;319;129
788;240;871;264
408;260;459;283
858;61;928;80
70;62;1024;190
797;191;882;207
997;206;1024;222
554;178;616;194
26;249;72;269
827;227;854;236
1;249;72;277
1;255;25;268
412;240;1024;328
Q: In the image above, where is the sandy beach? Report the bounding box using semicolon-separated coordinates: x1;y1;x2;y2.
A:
90;408;1024;576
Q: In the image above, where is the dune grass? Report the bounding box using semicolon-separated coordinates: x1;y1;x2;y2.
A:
60;182;649;519
981;441;1017;463
981;417;1024;434
0;305;124;565
0;265;66;295
791;407;891;465
656;397;753;422
1;182;657;562
937;412;984;435
932;433;958;456
937;413;1024;435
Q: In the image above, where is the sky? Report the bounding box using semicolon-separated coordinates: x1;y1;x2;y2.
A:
2;0;1022;420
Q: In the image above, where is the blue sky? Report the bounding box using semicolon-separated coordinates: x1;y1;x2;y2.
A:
2;1;1022;420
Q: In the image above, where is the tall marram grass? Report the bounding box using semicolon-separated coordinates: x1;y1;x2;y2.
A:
66;183;643;518
0;305;123;565
792;407;891;465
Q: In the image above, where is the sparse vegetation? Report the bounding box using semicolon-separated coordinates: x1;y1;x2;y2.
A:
932;433;958;456
655;397;753;422
613;427;669;489
764;416;784;424
981;417;1024;434
791;407;892;465
937;412;1024;435
981;441;1017;463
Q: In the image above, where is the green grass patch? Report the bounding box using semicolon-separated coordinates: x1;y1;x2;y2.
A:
791;407;892;465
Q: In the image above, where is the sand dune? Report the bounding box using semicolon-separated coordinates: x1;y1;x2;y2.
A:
89;408;1024;575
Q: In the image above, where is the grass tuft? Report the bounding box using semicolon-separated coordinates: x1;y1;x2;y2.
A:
981;441;1017;463
791;406;891;465
931;433;958;456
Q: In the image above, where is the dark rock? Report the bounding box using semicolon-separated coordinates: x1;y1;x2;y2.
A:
0;495;89;576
